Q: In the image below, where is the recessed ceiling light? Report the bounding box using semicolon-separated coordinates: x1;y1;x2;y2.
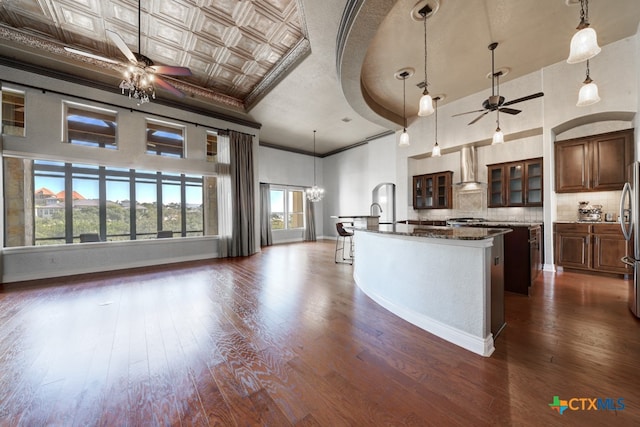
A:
341;117;352;123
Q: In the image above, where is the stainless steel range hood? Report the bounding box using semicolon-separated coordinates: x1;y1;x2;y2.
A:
456;146;483;185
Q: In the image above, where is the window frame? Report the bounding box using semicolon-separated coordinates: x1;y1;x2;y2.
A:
31;160;205;245
1;88;26;136
269;186;306;231
63;101;118;149
206;131;218;162
146;119;185;158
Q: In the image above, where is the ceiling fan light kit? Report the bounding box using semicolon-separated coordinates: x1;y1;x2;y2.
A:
65;0;192;106
451;42;544;144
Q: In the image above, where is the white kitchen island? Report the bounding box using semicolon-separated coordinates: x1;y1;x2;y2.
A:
351;224;510;357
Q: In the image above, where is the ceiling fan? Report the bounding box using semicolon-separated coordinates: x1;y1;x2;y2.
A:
452;42;543;125
64;0;192;102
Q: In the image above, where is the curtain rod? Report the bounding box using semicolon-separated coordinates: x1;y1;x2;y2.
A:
260;181;310;188
1;79;256;138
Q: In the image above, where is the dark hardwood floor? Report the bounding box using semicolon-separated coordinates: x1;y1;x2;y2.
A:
1;240;639;426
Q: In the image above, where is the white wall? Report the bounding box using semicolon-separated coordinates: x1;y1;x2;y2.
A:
258;145;324;243
322;132;397;237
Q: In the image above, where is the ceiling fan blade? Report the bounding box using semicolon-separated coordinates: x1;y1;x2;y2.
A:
63;46;119;64
155;76;185;98
452;109;485;117
150;65;192;76
468;111;489;125
498;107;521;115
106;29;137;64
502;92;544;107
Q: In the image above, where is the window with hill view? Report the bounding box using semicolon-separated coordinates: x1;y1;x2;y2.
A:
32;160;204;245
270;187;305;230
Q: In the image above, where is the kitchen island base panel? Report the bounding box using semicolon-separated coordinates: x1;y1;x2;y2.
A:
354;272;495;356
352;230;500;357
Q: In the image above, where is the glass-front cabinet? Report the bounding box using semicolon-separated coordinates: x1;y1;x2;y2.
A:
487;158;543;208
413;171;453;209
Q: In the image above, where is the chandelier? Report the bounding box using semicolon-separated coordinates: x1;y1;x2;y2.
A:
120;55;156;105
306;130;325;202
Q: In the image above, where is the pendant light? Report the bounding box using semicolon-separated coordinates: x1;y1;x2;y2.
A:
492;109;504;145
417;5;434;117
398;70;411;147
305;130;325;202
567;0;601;64
576;59;601;106
432;96;441;157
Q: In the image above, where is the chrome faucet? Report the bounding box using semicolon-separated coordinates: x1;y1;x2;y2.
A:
370;202;382;216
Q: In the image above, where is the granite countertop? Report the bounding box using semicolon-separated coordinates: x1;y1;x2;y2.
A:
349;223;511;240
554;220;620;224
331;215;380;218
467;220;543;227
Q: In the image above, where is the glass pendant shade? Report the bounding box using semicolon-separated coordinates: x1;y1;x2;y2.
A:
492;128;504;145
418;93;434;117
567;27;601;64
576;79;600;106
399;130;410;147
432;142;441;157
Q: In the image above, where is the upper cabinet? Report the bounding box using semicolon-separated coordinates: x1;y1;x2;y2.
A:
413;171;453;209
487;158;543;208
555;129;634;193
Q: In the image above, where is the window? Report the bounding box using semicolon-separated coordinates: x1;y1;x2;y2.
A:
65;103;117;149
2;89;25;136
146;120;184;158
270;187;305;230
29;160;205;245
206;132;218;162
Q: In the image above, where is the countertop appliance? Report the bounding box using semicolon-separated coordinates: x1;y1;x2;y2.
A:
578;201;603;222
619;162;640;317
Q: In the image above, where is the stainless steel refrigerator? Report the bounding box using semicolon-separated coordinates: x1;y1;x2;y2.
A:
619;162;640;317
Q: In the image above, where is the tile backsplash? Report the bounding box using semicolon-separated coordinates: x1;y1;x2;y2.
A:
556;190;622;221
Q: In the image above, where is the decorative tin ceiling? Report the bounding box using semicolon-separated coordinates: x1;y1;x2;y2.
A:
0;0;309;111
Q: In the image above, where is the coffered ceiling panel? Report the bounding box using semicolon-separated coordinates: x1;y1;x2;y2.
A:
0;0;309;112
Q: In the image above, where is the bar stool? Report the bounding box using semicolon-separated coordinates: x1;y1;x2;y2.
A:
335;222;354;264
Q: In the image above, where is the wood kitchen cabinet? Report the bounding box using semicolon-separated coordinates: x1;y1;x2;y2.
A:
555;129;633;193
487;158;543;207
554;223;591;269
554;222;632;275
413;171;453;209
469;223;542;295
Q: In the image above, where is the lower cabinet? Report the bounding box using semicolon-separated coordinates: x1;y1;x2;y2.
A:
474;224;542;295
554;222;631;275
